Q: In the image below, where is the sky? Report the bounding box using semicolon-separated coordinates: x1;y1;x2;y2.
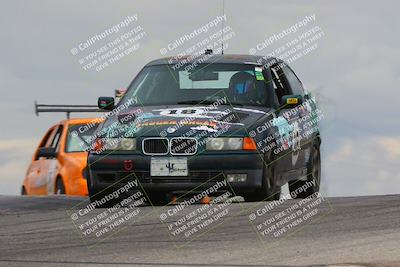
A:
0;0;399;196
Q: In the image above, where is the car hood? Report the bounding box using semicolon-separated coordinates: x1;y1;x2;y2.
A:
99;105;273;137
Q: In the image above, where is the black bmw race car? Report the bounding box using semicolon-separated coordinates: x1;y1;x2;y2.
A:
87;53;322;205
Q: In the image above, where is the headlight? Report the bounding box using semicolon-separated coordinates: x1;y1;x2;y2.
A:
207;138;225;150
120;138;135;150
102;138;136;151
227;138;242;150
206;138;243;150
103;138;119;150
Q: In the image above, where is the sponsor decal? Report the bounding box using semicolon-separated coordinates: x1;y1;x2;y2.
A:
137;112;161;120
136;119;218;129
287;98;298;104
255;66;265;80
190;125;218;132
291;122;301;166
153;107;227;119
272;116;293;150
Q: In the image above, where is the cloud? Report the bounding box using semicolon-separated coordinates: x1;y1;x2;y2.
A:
0;138;38;153
325;136;400;196
375;137;400;160
0;138;38;195
0;160;27;195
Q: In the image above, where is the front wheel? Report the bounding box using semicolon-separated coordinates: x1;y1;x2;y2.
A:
244;154;281;202
289;142;321;198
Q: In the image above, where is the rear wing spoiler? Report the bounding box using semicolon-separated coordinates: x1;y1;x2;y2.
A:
34;101;104;119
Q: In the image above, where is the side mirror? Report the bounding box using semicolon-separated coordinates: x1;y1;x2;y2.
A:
281;95;303;108
98;97;115;110
37;147;57;158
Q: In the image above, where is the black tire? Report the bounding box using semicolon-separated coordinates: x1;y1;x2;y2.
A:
87;175;97;202
289;142;321;199
55;177;66;195
21;186;27;195
244;153;281;202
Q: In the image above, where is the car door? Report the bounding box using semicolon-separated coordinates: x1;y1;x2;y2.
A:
281;64;311;172
26;126;57;195
42;124;63;194
270;63;306;175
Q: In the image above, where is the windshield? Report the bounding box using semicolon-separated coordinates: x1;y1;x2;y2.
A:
120;63;275;107
66;124;98;152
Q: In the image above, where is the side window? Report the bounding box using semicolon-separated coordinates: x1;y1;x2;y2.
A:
282;64;304;95
49;125;63;153
35;127;56;160
270;64;290;104
263;68;279;107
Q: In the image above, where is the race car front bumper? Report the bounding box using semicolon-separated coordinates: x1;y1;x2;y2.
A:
88;152;265;195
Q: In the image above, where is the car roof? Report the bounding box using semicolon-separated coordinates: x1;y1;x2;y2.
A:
145;54;282;67
59;117;104;125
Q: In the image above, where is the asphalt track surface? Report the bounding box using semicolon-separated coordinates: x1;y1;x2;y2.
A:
0;194;399;267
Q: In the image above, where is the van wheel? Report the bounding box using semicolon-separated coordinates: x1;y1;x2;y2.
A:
55;177;66;195
289;142;321;198
244;153;281;202
21;186;27;195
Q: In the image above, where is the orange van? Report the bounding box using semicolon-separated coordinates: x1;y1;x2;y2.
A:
22;118;102;196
